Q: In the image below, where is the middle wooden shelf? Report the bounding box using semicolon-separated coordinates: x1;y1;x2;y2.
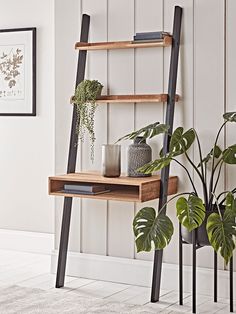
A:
49;172;178;203
70;94;179;104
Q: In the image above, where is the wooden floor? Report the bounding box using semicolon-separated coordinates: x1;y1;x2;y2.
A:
0;249;231;313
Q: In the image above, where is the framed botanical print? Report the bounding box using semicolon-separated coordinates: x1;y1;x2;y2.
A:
0;27;36;116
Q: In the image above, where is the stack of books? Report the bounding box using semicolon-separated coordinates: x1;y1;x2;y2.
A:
133;31;170;43
62;183;110;195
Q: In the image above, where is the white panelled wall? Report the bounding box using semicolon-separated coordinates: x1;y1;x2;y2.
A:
54;0;236;284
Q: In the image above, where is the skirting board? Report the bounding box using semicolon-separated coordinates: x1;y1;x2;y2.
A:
0;229;54;255
51;250;235;299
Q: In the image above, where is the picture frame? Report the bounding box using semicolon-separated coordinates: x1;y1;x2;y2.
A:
0;27;36;116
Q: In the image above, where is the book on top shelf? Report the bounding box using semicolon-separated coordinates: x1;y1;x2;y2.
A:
133;31;170;41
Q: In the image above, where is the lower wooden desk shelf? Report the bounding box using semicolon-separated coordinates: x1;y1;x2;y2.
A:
48;172;178;203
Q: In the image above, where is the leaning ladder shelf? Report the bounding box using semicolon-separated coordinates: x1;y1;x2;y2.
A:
50;5;182;306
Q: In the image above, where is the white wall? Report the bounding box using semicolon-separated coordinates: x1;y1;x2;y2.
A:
0;0;55;233
54;0;236;271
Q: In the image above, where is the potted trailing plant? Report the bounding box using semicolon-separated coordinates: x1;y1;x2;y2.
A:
118;112;236;264
73;79;103;162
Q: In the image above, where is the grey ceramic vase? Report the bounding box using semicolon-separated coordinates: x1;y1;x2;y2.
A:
127;137;152;177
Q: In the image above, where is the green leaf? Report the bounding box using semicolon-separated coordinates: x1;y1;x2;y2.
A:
207;210;236;264
116;123;169;143
222;144;236;164
223;112;236;122
133;207;174;252
137;155;172;174
176;195;205;232
198;145;222;167
226;192;236;216
170;127;195;157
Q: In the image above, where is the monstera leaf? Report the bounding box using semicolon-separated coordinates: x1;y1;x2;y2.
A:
137;155;172;174
176;195;205;232
116;123;169;143
207;209;236;264
222;144;236;164
198;145;222;167
226;192;236;215
133;207;174;252
169;127;195;157
223;112;236;122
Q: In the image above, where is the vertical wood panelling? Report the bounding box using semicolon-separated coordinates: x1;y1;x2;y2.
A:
107;0;135;258
226;0;236;270
162;0;194;266
81;0;108;255
134;0;163;261
193;0;225;269
55;0;235;272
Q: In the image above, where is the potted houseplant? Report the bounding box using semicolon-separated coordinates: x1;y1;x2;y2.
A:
118;112;236;264
73;79;103;162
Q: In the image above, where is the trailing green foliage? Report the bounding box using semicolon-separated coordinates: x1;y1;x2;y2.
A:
176;195;206;232
73;80;103;162
133;207;174;252
116;122;169;143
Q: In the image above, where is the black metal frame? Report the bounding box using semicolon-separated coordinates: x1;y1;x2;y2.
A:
0;27;36;116
179;226;234;313
151;5;182;303
56;14;90;288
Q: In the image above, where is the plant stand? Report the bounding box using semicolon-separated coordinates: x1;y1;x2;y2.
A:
179;224;234;313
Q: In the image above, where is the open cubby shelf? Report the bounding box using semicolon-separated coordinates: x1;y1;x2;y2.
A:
75;36;172;51
70;94;179;104
49;172;178;203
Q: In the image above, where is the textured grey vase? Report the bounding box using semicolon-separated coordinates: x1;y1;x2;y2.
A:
127;137;152;177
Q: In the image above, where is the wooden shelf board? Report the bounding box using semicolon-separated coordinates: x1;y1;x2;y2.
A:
75;36;172;51
49;172;178;203
50;190;140;203
70;94;179;104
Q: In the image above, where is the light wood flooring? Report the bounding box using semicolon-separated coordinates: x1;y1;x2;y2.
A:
0;249;232;313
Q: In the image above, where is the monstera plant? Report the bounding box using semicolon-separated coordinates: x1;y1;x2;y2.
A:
121;112;236;264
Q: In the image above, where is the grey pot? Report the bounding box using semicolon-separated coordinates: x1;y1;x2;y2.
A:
181;205;225;246
127;137;152;177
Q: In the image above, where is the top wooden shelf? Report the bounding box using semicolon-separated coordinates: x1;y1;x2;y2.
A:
75;36;172;51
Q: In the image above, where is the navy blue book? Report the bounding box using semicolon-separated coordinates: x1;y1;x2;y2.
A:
61;189;110;195
133;31;169;41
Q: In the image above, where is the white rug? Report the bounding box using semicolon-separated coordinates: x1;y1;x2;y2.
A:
0;285;183;314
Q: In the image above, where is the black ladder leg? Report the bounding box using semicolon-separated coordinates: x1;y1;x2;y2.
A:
56;197;72;287
214;251;217;303
151;5;182;303
55;14;90;288
192;230;197;314
179;223;183;305
230;256;233;312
